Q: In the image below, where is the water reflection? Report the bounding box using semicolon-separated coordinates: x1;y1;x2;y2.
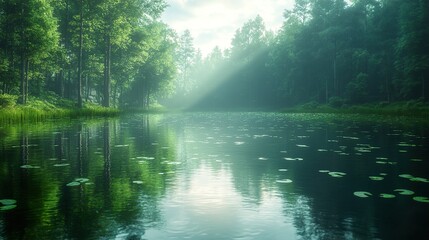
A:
0;113;428;239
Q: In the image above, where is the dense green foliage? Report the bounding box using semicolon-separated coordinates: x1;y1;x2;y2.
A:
182;0;429;110
0;0;174;112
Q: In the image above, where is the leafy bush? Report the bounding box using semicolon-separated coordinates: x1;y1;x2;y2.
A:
328;97;345;108
0;94;18;108
300;101;320;109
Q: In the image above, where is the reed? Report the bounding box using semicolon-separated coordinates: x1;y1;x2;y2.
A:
0;94;120;124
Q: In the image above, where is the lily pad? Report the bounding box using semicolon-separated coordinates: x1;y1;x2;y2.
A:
369;176;384;181
20;165;40;169
0;199;17;205
410;177;429;183
66;181;81;187
53;163;70;167
328;172;346;178
393;189;414;195
399;174;414;179
354;191;372;198
0;205;17;211
276;179;293;184
380;193;395;199
75;178;89;183
413;196;429;203
296;144;309;148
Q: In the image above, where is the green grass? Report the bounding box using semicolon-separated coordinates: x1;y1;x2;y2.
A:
0;94;120;124
282;101;429;119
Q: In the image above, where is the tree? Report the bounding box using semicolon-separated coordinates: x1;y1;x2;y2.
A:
175;30;195;95
0;0;59;104
93;0;166;107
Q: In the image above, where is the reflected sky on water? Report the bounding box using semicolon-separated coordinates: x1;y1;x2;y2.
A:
1;113;428;239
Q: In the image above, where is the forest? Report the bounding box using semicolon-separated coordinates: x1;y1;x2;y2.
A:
0;0;428;113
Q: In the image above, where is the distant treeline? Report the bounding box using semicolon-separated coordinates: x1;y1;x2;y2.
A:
1;0;428;111
174;0;429;110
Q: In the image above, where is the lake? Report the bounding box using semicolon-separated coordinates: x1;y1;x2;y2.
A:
0;112;428;239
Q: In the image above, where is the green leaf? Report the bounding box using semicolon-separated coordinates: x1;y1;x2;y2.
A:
0;199;17;205
0;205;17;211
53;163;70;167
276;179;293;183
369;176;384;181
328;172;346;178
399;174;414;179
75;178;89;183
413;196;429;203
66;181;81;187
380;193;395;199
393;189;414;195
20;165;41;169
410;177;429;183
354;191;372;198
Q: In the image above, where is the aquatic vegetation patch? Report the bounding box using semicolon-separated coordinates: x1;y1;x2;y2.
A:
284;157;303;161
354;191;372;198
276;179;293;184
413;196;429;203
0;199;17;211
369;176;384;181
328;171;346;178
398;174;429;183
66;182;81;187
393;189;414;195
20;165;41;169
296;144;309;148
53;163;70;167
379;193;395;199
66;178;90;187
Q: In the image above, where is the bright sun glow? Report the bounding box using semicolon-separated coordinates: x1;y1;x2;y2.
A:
161;0;295;56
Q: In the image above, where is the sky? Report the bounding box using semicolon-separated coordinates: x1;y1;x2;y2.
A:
161;0;295;56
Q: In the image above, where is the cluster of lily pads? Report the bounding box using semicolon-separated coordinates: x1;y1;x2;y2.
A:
0;199;17;211
319;170;347;178
398;174;429;183
353;190;429;203
66;178;91;187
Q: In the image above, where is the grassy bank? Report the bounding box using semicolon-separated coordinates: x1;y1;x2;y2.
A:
0;94;120;124
282;101;429;119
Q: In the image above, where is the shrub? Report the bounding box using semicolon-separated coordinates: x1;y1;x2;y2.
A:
328;97;345;108
0;94;18;108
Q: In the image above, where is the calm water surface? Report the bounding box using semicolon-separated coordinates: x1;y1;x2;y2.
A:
0;113;428;239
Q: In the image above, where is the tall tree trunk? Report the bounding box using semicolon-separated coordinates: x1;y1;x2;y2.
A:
103;36;111;107
25;59;29;102
20;53;26;104
77;0;83;108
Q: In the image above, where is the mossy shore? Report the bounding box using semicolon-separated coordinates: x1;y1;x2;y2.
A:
282;101;429;119
0;94;120;124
